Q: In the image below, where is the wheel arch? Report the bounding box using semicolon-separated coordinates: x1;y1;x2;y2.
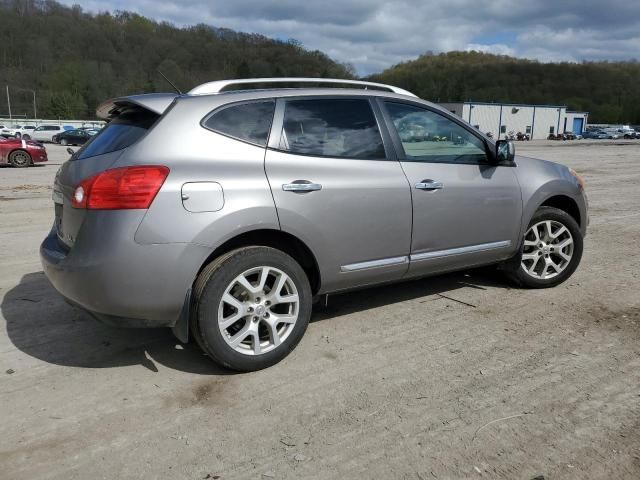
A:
539;194;581;228
195;228;322;295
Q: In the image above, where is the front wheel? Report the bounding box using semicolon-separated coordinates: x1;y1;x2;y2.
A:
504;206;583;288
192;246;312;371
8;150;31;168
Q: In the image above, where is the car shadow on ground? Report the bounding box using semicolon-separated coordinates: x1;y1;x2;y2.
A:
2;269;512;375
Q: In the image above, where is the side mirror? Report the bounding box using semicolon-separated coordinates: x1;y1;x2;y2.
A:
66;147;75;156
495;140;515;163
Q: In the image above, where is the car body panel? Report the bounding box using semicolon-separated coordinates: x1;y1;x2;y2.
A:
401;161;522;276
41;211;210;324
513;156;588;237
130;96;280;246
265;149;413;293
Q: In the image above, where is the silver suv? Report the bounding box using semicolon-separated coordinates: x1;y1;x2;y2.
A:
41;78;588;371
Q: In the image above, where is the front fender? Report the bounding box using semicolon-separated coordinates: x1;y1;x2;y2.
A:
515;156;588;241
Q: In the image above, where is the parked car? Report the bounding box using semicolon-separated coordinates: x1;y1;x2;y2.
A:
30;125;66;143
619;129;638;139
41;78;588;372
0;136;48;167
1;125;37;138
53;129;91;146
583;130;608;139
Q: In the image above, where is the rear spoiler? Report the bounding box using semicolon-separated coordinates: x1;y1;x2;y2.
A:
96;93;180;120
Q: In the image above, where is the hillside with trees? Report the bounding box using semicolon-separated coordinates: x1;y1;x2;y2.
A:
369;51;640;124
2;2;639;123
0;0;354;119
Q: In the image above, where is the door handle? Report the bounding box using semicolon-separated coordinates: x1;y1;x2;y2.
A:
282;181;322;192
415;179;444;191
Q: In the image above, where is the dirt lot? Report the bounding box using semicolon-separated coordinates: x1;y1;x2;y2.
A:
1;141;639;479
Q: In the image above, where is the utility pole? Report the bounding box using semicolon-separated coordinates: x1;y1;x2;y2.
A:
6;85;11;120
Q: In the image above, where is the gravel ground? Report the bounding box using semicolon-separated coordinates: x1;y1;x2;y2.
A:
1;141;639;479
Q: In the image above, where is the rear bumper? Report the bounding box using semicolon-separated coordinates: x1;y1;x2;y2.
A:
40;213;210;328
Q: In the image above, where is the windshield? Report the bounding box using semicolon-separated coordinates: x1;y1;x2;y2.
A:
76;109;158;160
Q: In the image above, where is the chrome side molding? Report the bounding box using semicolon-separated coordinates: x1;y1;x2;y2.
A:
410;240;512;262
341;256;409;272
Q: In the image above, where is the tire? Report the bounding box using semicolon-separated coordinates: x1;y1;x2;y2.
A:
192;246;312;371
60;138;68;146
15;132;21;139
22;134;31;140
503;206;583;288
8;149;32;168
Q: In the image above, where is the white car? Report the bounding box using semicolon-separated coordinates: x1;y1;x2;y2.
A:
30;125;65;143
1;125;37;138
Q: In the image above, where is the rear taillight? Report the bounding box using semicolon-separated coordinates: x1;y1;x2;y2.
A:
72;166;169;210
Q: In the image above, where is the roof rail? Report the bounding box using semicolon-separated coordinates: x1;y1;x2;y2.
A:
188;77;417;97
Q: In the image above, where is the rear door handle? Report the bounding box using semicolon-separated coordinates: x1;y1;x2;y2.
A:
282;181;322;192
415;179;444;191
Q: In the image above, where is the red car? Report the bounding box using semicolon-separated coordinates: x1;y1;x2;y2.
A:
0;137;48;167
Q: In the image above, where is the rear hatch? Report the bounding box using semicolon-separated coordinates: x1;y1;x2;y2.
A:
53;93;178;249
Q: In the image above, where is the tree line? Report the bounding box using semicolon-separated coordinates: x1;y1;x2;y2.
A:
0;0;354;119
1;1;638;123
369;51;640;124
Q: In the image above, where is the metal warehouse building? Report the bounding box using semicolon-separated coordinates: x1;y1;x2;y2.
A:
440;102;589;140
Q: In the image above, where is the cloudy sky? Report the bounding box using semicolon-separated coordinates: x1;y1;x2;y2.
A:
60;0;640;74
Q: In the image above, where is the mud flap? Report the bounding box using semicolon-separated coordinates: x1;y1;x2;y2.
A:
171;288;191;343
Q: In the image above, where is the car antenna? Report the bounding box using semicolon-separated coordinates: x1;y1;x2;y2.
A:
157;70;183;95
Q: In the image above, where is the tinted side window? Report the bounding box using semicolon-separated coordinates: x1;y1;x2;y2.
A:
77;109;158;160
384;102;488;164
280;99;385;160
204;100;275;146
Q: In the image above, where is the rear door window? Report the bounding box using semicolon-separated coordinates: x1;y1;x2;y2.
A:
279;98;385;159
76;109;158;160
203;100;275;146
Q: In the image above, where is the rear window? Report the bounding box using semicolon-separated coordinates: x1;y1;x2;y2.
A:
203;100;275;146
77;110;158;160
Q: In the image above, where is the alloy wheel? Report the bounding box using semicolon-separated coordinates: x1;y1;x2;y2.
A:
217;266;299;356
521;220;574;280
10;151;30;167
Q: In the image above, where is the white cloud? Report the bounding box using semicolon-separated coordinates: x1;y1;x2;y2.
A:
59;0;640;74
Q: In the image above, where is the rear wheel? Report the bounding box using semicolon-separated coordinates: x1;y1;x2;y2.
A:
8;150;31;168
192;246;312;371
504;206;583;288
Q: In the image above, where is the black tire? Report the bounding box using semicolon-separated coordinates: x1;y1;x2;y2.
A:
8;149;32;168
192;246;312;372
15;132;21;139
22;134;31;140
503;206;583;288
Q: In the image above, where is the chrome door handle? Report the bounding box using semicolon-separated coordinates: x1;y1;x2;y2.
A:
415;180;444;190
282;182;322;192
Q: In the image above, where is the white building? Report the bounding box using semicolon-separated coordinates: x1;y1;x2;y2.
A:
440;102;589;140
